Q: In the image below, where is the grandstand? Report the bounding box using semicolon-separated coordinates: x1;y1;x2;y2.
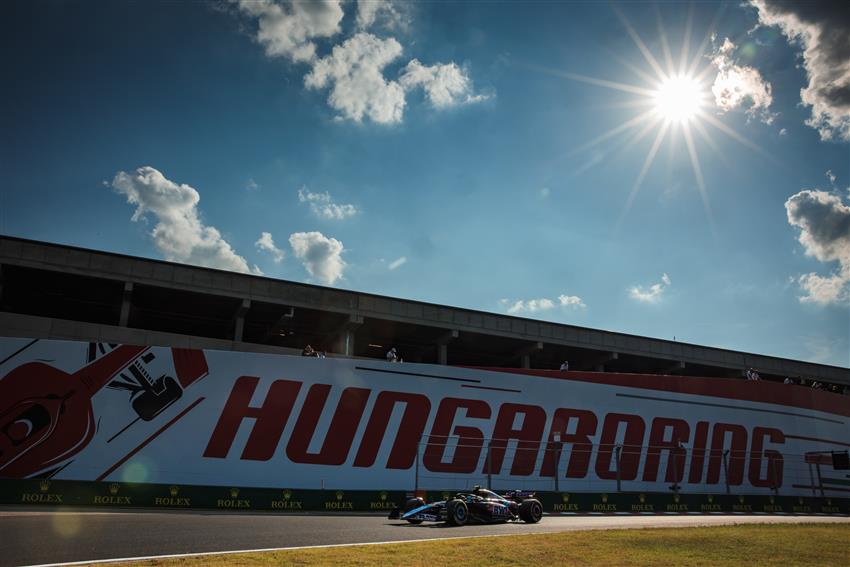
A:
0;235;847;387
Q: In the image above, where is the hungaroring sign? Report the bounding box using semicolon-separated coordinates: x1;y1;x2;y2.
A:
1;338;847;496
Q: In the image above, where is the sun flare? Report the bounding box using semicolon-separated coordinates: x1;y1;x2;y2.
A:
654;75;703;123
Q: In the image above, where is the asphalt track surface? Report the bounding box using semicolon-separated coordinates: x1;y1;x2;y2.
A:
2;508;848;567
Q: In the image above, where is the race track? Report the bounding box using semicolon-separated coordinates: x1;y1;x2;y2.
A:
2;508;848;567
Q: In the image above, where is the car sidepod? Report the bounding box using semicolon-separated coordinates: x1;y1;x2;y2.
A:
471;500;513;523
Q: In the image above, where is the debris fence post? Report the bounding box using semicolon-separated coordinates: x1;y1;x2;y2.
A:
671;446;682;495
414;437;420;495
614;444;622;493
769;457;779;496
487;439;493;490
552;434;561;493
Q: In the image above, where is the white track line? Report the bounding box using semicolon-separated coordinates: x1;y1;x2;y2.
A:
20;532;562;567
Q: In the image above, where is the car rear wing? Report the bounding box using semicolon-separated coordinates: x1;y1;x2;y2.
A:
502;489;536;499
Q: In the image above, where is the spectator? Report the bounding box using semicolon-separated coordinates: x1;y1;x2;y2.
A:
302;344;315;357
783;377;795;385
811;381;823;390
746;368;760;381
386;347;398;363
560;360;569;371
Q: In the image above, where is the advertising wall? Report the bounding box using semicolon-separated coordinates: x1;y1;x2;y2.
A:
1;338;848;498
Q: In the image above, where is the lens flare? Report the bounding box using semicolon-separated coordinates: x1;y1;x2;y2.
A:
121;461;150;483
52;513;81;538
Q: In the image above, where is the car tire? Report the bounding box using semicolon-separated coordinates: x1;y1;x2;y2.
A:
446;499;468;526
519;499;543;523
404;497;425;524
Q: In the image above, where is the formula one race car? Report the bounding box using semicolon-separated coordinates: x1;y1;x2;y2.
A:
389;486;543;526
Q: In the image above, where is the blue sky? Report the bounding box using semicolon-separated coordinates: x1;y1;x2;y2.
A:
2;1;848;367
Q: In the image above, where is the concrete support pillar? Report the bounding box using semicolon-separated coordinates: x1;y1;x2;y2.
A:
591;351;618;372
436;329;459;365
336;330;354;356
515;341;543;369
233;298;251;342
119;281;134;327
333;314;363;356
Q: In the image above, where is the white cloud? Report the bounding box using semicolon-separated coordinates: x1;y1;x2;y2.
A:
356;0;408;31
297;187;358;219
304;32;406;124
711;38;776;124
538;187;550;199
246;178;260;191
255;231;285;263
500;293;586;314
235;0;344;63
289;230;346;285
826;170;837;186
503;298;555;314
629;273;671;303
779;127;787;136
798;272;849;305
388;256;407;270
786;191;850;266
231;2;488;125
785;189;850;305
355;1;381;29
111;166;261;275
399;59;488;108
558;294;586;309
750;0;850;141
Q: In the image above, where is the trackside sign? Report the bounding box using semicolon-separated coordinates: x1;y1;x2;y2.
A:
1;338;847;496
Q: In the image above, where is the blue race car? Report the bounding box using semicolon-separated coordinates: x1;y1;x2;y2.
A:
389;486;543;526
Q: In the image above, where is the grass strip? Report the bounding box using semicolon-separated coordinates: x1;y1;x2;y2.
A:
92;524;849;566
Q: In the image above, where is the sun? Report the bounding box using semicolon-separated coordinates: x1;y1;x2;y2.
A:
538;5;771;231
654;75;704;123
